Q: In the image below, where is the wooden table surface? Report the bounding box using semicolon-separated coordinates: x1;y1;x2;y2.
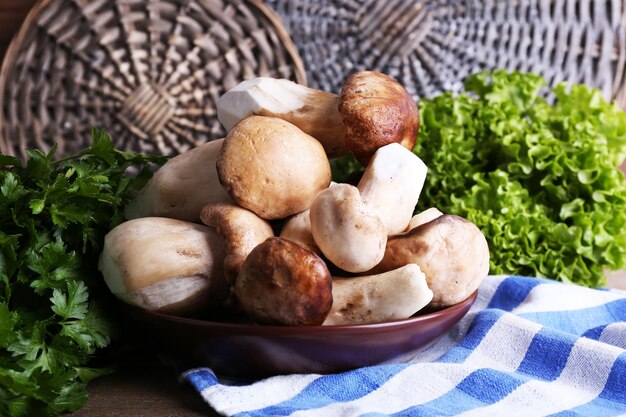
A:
68;356;218;417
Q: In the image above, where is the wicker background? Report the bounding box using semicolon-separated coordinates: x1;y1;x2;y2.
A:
1;0;626;162
269;0;626;108
0;0;305;159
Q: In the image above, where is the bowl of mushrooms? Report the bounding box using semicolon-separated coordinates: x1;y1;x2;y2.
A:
100;71;489;378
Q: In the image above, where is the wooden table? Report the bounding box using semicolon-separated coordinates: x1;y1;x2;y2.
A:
68;355;219;417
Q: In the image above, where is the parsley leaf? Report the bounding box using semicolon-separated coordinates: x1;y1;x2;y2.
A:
51;281;89;320
0;130;165;415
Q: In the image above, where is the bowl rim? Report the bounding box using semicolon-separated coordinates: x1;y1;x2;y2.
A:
126;290;478;334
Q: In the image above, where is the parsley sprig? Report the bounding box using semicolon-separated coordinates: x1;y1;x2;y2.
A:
0;130;165;416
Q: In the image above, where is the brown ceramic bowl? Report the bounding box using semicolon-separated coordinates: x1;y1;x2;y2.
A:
123;291;477;379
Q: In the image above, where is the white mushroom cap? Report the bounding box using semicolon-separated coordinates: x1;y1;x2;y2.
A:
310;183;387;273
125;139;231;222
98;217;228;314
324;264;433;325
357;143;427;235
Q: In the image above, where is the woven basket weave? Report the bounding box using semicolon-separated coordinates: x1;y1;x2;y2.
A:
0;0;306;159
3;1;626;159
269;0;626;108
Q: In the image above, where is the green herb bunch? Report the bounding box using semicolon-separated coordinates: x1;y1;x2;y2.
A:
0;130;165;416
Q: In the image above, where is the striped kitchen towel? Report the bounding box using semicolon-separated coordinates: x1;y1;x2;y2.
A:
184;276;626;416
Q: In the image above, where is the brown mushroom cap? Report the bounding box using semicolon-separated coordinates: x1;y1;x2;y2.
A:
217;116;332;220
370;214;489;308
339;71;420;165
235;237;333;326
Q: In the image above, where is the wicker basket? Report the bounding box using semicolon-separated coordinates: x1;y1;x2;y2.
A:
269;0;626;108
0;0;306;159
3;1;626;159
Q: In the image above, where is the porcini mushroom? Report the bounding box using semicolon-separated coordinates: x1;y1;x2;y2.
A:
216;71;419;164
217;78;346;157
357;143;427;235
323;264;433;325
310;183;387;273
200;203;274;284
340;71;419;165
279;209;321;255
370;214;490;308
407;207;444;231
235;237;333;326
98;217;228;315
125;139;231;222
279;182;337;255
217;116;332;220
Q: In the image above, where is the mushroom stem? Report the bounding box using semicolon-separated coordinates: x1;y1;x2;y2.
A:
200;203;274;285
98;217;228;315
357;143;427;235
279;209;321;256
407;207;444;231
323;264;433;325
217;71;420;163
310;183;387;273
217;78;347;157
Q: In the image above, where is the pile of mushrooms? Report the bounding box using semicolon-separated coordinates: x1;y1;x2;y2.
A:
99;71;490;326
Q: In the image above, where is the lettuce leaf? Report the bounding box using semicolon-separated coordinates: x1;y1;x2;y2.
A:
415;70;626;287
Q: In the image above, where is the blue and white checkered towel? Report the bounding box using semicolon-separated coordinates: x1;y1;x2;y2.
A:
184;276;626;416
